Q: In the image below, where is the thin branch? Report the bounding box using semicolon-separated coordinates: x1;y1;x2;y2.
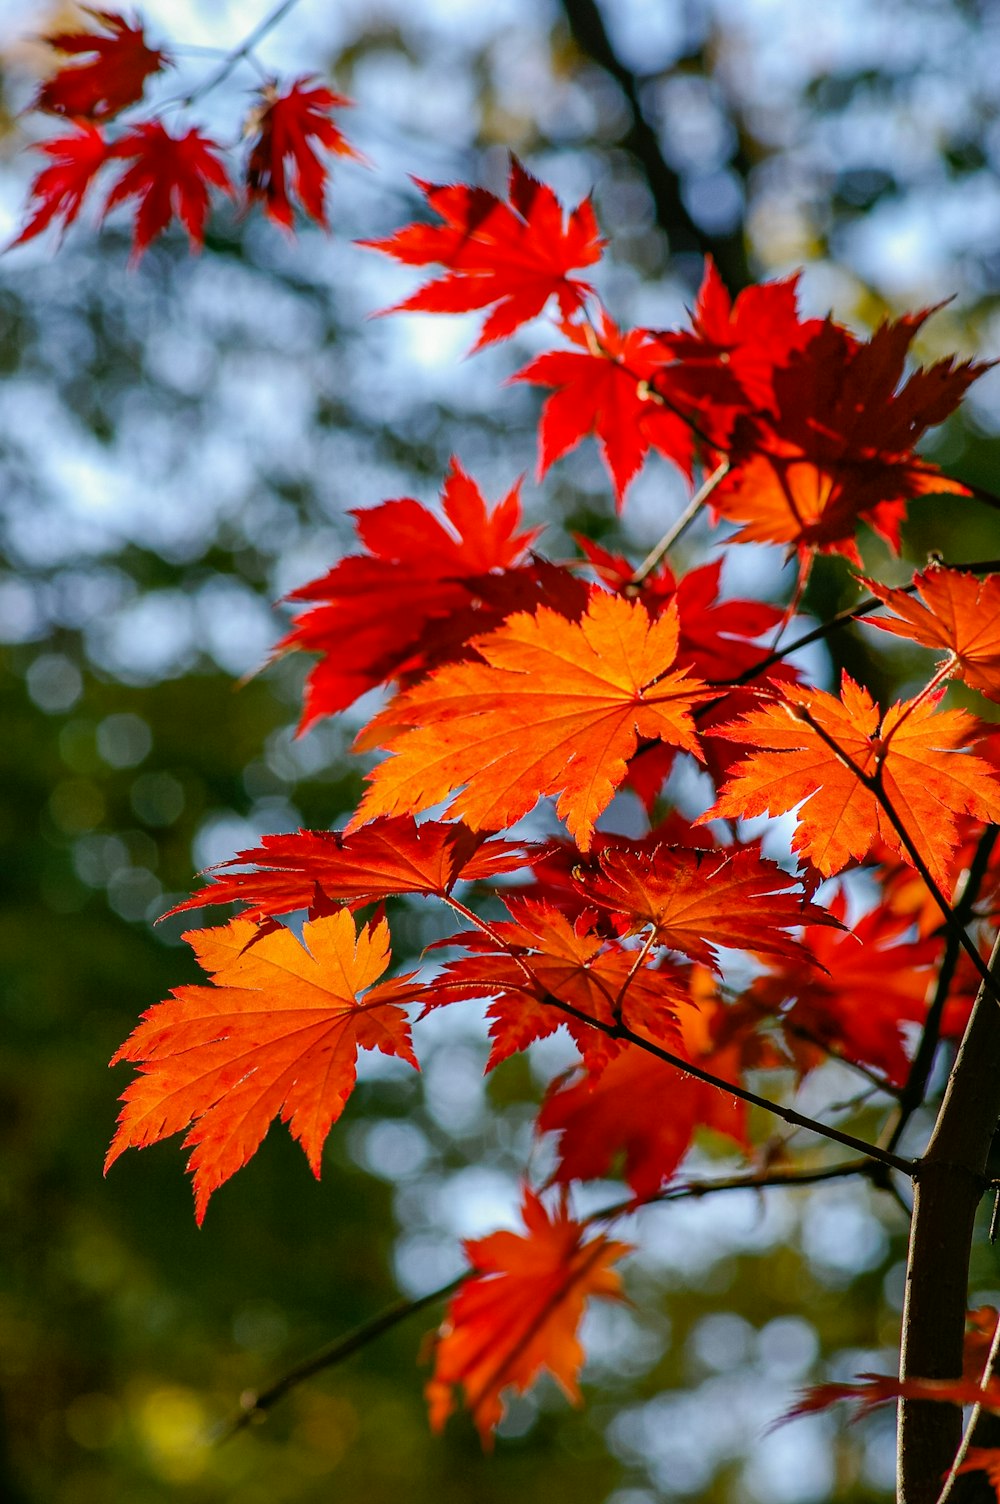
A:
215;1279;462;1442
182;0;306;106
886;825;1000;1153
217;1159;876;1440
708;556;1000;694
937;1311;1000;1504
585;1157;874;1225
630;461;730;584
431;970;913;1173
791;704;999;1003
964;479;1000;512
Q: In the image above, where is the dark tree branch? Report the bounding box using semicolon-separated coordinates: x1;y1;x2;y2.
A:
557;0;751;290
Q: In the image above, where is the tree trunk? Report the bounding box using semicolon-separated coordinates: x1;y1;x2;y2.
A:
898;938;1000;1503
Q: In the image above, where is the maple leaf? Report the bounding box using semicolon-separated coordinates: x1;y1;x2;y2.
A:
281;459;543;728
701;673;1000;888
582;844;838;970
747;890;938;1086
784;1308;1000;1432
861;564;1000;702
425;897;687;1074
35;8;170;121
106;911;420;1222
649;257;823;446
783;1373;1000;1423
169;817;538;920
513;311;694;505
575;546;800;798
353;590;710;851
103;122;233;260
363;155;604;350
710;314;988;561
10;124;109;247
245;76;362;230
426;1188;630;1442
538;993;750;1199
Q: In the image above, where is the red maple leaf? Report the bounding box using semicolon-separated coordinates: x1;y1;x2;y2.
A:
10;123;109;246
281;459;543;728
106;911;420;1222
245;76;362;229
861;564;1000;702
701;673;1000;887
747;890;938;1086
513;311;694;505
425;898;687;1075
710;313;988;561
649;257;823;445
784;1309;1000;1427
103;122;233;260
538;992;751;1199
353;590;710;851
427;1189;630;1442
582;843;838;970
363;155;604;350
34;8;170;121
169;817;539;920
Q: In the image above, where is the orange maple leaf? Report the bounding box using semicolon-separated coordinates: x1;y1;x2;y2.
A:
245;76;362;230
353;590;710;851
582;843;838;970
861;564;1000;702
106;911;419;1222
35;8;170;121
427;1188;630;1442
104;122;232;260
701;673;1000;888
425;898;687;1074
170;817;539;921
363;155;604;350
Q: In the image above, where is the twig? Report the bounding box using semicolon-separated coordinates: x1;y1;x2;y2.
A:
630;461;729;584
215;1279;462;1442
437;901;914;1174
790;705;999;1003
183;0;306;106
710;556;1000;694
886;825;1000;1153
936;1307;1000;1504
585;1157;874;1225
217;1158;876;1439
